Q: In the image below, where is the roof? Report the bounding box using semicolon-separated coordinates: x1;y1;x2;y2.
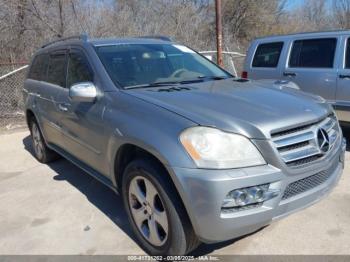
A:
254;29;350;41
90;37;174;46
39;35;174;51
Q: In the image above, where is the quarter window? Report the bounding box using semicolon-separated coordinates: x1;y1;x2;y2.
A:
289;38;337;68
252;42;284;68
67;51;93;88
28;54;49;81
47;53;67;87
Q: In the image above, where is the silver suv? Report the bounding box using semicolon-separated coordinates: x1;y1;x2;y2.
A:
243;30;350;123
23;35;346;255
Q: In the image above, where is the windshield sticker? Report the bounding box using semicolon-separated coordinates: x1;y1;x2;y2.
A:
173;45;195;53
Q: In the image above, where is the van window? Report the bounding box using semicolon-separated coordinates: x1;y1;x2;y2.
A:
252;42;283;68
346;38;350;69
28;54;49;81
47;53;67;87
289;38;337;68
67;51;93;88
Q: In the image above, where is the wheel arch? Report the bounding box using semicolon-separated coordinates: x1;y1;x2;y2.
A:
25;109;35;128
113;142;198;243
113;143;171;191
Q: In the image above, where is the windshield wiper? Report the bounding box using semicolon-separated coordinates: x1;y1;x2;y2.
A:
198;75;231;80
124;81;180;89
124;76;231;89
178;79;205;84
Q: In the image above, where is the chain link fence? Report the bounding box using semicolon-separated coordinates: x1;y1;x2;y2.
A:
0;62;28;131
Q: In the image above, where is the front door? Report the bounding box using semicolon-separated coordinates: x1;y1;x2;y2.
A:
282;37;339;103
55;48;106;174
335;36;350;122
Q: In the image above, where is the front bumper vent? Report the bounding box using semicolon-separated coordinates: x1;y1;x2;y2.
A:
282;161;339;200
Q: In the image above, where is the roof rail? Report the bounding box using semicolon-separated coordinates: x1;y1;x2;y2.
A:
41;33;88;48
138;35;173;42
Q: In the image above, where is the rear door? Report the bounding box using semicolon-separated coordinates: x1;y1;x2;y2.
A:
282;37;339;103
246;41;285;79
335;35;350;122
33;51;66;145
25;53;50;129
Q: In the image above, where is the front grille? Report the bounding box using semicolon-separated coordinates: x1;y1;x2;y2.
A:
287;155;320;167
271;114;339;167
282;161;339;200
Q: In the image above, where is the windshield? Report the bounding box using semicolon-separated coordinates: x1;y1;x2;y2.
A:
94;43;232;88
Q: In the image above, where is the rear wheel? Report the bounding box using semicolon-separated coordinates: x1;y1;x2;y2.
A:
29;118;59;163
122;158;200;255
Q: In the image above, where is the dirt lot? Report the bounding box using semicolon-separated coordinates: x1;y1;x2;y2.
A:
0;130;349;255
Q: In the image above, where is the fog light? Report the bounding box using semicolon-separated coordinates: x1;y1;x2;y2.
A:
232;190;249;206
248;187;265;202
222;184;279;209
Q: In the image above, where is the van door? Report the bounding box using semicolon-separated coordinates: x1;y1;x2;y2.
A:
56;48;106;174
335;36;350;122
247;41;285;79
282;37;339;103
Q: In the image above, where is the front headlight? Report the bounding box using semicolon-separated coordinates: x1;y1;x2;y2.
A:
180;127;266;169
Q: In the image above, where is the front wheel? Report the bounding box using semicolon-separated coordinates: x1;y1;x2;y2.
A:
122;158;199;255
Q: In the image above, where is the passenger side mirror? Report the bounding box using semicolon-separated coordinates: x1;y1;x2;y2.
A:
69;82;97;103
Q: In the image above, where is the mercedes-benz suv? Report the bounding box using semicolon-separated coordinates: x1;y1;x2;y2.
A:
23;35;346;255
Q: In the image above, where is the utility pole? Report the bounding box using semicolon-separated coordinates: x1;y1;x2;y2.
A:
215;0;223;67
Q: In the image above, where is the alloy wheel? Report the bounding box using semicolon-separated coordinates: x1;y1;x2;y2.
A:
128;176;169;246
32;123;44;160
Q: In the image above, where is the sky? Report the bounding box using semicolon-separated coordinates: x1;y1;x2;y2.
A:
285;0;305;9
285;0;332;10
286;0;305;10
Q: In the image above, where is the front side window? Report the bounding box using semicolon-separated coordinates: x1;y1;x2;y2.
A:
94;44;231;88
289;38;337;68
67;51;93;88
47;52;67;87
252;42;283;68
28;54;49;81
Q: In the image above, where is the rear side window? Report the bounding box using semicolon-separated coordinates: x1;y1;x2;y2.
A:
252;42;283;68
28;54;49;81
345;38;350;69
47;53;67;87
289;38;337;68
67;50;93;88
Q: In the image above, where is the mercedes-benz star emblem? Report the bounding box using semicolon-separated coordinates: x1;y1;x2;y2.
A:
317;128;330;153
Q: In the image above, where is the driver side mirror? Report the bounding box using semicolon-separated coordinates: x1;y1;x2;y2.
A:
69;82;97;103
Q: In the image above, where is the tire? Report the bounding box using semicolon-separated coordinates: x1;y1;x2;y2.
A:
122;158;200;256
29;117;60;163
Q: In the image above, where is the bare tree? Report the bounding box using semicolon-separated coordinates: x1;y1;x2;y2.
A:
0;0;348;64
302;0;329;30
333;0;350;29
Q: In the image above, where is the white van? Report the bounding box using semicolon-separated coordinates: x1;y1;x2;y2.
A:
243;30;350;123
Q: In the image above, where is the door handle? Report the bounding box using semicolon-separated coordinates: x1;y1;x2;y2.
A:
283;72;297;77
58;103;69;112
339;74;350;79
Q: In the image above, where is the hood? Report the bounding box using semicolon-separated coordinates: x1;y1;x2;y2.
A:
124;78;332;139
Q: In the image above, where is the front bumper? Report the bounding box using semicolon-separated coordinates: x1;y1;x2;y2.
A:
169;138;346;243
